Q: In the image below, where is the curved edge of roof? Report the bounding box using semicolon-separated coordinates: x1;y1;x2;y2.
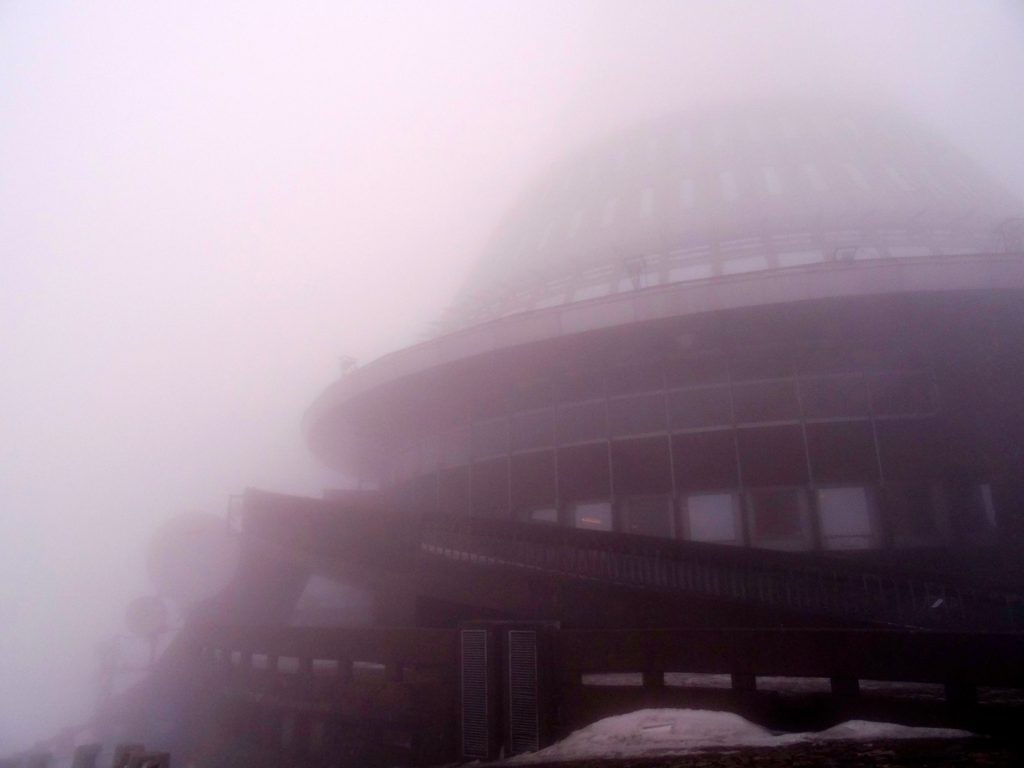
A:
304;252;1024;459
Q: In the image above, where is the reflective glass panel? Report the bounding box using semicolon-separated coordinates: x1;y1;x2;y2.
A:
801;376;870;418
557;400;607;444
526;507;558;524
609;393;667;436
667;387;732;430
573;501;613;531
869;373;934;416
471;418;508;458
746;487;812;550
732;380;800;423
817;487;875;549
686;494;740;544
622;495;673;538
511;408;554;451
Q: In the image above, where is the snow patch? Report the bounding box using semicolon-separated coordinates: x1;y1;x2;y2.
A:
507;709;972;763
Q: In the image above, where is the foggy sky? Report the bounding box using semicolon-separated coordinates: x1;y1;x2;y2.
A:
2;0;1023;752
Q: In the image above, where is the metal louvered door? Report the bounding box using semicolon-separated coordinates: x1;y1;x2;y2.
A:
459;627;494;760
505;629;540;755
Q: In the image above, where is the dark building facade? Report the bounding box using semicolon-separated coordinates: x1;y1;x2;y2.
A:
306;103;1024;558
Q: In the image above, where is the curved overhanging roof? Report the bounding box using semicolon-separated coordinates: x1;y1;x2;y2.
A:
306;252;1024;473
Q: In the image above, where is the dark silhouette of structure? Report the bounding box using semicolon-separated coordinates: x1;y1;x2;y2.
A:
96;103;1024;766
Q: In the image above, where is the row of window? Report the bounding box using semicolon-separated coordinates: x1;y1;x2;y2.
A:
515;482;995;551
390;373;936;479
538;163;922;247
396;416;984;533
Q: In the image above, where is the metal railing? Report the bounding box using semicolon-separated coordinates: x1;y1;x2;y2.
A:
237;489;1024;631
418;515;1024;631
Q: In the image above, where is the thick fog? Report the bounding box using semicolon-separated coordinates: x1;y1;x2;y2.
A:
1;0;1023;752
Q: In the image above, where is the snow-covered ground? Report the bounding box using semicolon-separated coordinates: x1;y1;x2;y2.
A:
507;709;972;764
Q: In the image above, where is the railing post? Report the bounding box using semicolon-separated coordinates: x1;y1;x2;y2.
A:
642;670;664;688
730;673;756;693
830;677;860;699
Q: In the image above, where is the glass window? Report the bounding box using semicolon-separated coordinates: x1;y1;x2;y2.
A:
817;487;875;549
411;473;438;516
667;262;713;282
558;443;611;502
511;450;556;513
528;507;561;528
869;373;934;416
721;255;769;275
672;431;739;491
737;425;808;486
611;437;672;495
556;400;607;444
732;380;800;423
948;481;998;541
533;289;567;309
622;495;673;538
686;493;740;544
801;375;870;418
731;350;793;380
776;250;823;267
511;408;554;451
607;362;665;396
806;421;879;484
439;427;469;468
573;501;613;531
876;419;944;483
471;417;508;458
573;282;612;302
609;393;666;436
667;386;732;430
471;458;510;519
419;435;439;471
666;356;730;388
881;485;943;547
438;466;470;516
746;487;812;550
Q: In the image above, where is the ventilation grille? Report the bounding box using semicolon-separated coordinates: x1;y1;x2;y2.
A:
506;630;539;754
460;629;489;759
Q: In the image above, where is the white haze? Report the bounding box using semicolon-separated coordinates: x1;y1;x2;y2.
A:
1;0;1022;752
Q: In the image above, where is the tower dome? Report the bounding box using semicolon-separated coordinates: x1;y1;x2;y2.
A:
442;102;1022;334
